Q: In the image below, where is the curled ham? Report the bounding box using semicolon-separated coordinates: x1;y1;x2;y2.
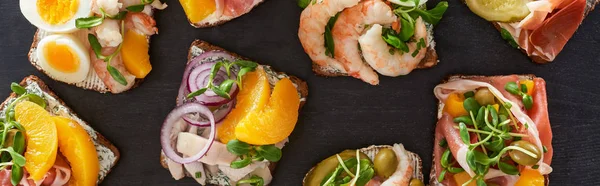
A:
432;75;553;185
0;155;71;186
506;0;586;62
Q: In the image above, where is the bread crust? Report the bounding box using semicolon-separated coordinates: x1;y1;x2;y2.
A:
429;74;549;186
0;75;120;184
160;40;309;184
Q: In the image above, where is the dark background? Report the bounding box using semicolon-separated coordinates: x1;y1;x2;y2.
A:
1;0;599;185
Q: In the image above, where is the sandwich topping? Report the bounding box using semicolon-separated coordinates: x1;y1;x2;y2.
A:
161;49;303;185
466;0;589;62
432;75;553;186
20;0;167;93
298;0;447;85
0;82;102;186
180;0;263;27
304;144;424;186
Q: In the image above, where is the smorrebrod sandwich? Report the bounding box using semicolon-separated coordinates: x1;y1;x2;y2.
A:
180;0;266;28
160;40;308;185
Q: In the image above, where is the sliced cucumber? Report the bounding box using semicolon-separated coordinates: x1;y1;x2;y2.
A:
466;0;531;22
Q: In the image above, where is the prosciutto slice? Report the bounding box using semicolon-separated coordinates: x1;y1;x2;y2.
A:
0;155;71;186
432;75;553;185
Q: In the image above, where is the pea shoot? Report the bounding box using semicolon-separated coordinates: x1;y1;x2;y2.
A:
504;82;533;110
443;87;544;184
226;139;282;169
187;60;258;99
323;150;374;186
75;0;156;28
237;175;264;186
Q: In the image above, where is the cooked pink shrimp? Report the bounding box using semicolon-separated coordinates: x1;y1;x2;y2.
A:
332;0;396;85
380;144;414;186
93;0;122;16
125;12;158;36
359;17;428;77
298;0;361;74
94;19;122;47
90;47;136;93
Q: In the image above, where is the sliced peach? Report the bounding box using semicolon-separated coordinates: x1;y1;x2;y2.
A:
54;116;99;186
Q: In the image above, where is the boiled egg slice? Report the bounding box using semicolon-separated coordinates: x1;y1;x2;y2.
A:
20;0;93;33
36;34;90;84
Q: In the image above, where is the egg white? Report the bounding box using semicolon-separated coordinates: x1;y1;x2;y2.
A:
36;34;91;84
20;0;93;33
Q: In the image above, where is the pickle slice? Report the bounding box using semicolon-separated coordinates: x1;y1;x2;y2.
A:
466;0;531;22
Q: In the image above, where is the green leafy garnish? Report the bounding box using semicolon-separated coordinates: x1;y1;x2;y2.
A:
409;1;449;25
501;28;519;48
127;4;146;12
324;13;340;57
504;82;533;110
382;28;409;53
298;0;311;9
237;175;264;186
75;16;104;29
10;83;25;95
225;140;282;169
87;21;128;86
10;164;22;186
187;60;258;99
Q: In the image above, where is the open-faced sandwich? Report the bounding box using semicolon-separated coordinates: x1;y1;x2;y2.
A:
0;76;119;185
303;144;424;186
298;0;448;85
159;40;308;185
431;75;553;186
20;0;167;93
464;0;599;63
180;0;265;28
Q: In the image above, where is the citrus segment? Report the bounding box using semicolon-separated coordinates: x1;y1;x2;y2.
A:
14;101;58;181
217;67;271;144
180;0;216;23
515;169;544;186
122;29;152;78
54;116;99;186
235;78;300;145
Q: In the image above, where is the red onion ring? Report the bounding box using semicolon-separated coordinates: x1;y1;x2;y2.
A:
177;51;236;106
186;62;239;106
161;103;216;164
183;100;235;127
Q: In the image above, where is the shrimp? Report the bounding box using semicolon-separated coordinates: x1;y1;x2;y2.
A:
359;17;428;77
298;0;361;74
331;0;396;85
125;12;158;36
94;19;123;47
380;144;414;186
90;47;136;93
92;0;122;16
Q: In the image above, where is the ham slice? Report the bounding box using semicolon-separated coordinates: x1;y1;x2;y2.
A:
433;76;554;185
529;0;585;62
223;0;256;17
0;155;71;186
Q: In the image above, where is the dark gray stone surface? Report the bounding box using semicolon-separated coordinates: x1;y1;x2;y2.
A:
0;0;599;185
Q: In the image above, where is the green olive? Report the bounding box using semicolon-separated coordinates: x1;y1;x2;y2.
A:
373;148;398;179
509;140;541;166
304;150;369;186
409;179;425;186
474;88;495;105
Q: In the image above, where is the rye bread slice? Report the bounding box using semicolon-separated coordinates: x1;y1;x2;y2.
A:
480;0;600;64
429;74;549;186
187;0;266;28
26;8;161;93
303;144;424;185
159;40;308;184
0;75;120;184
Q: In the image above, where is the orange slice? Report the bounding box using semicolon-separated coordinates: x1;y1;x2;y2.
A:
122;29;152;78
180;0;216;23
515;169;544;186
217;67;271;144
235;78;300;145
54;116;99;186
14;101;58;181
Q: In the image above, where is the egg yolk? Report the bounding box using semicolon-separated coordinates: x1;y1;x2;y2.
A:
37;0;79;25
43;41;80;73
180;0;216;23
